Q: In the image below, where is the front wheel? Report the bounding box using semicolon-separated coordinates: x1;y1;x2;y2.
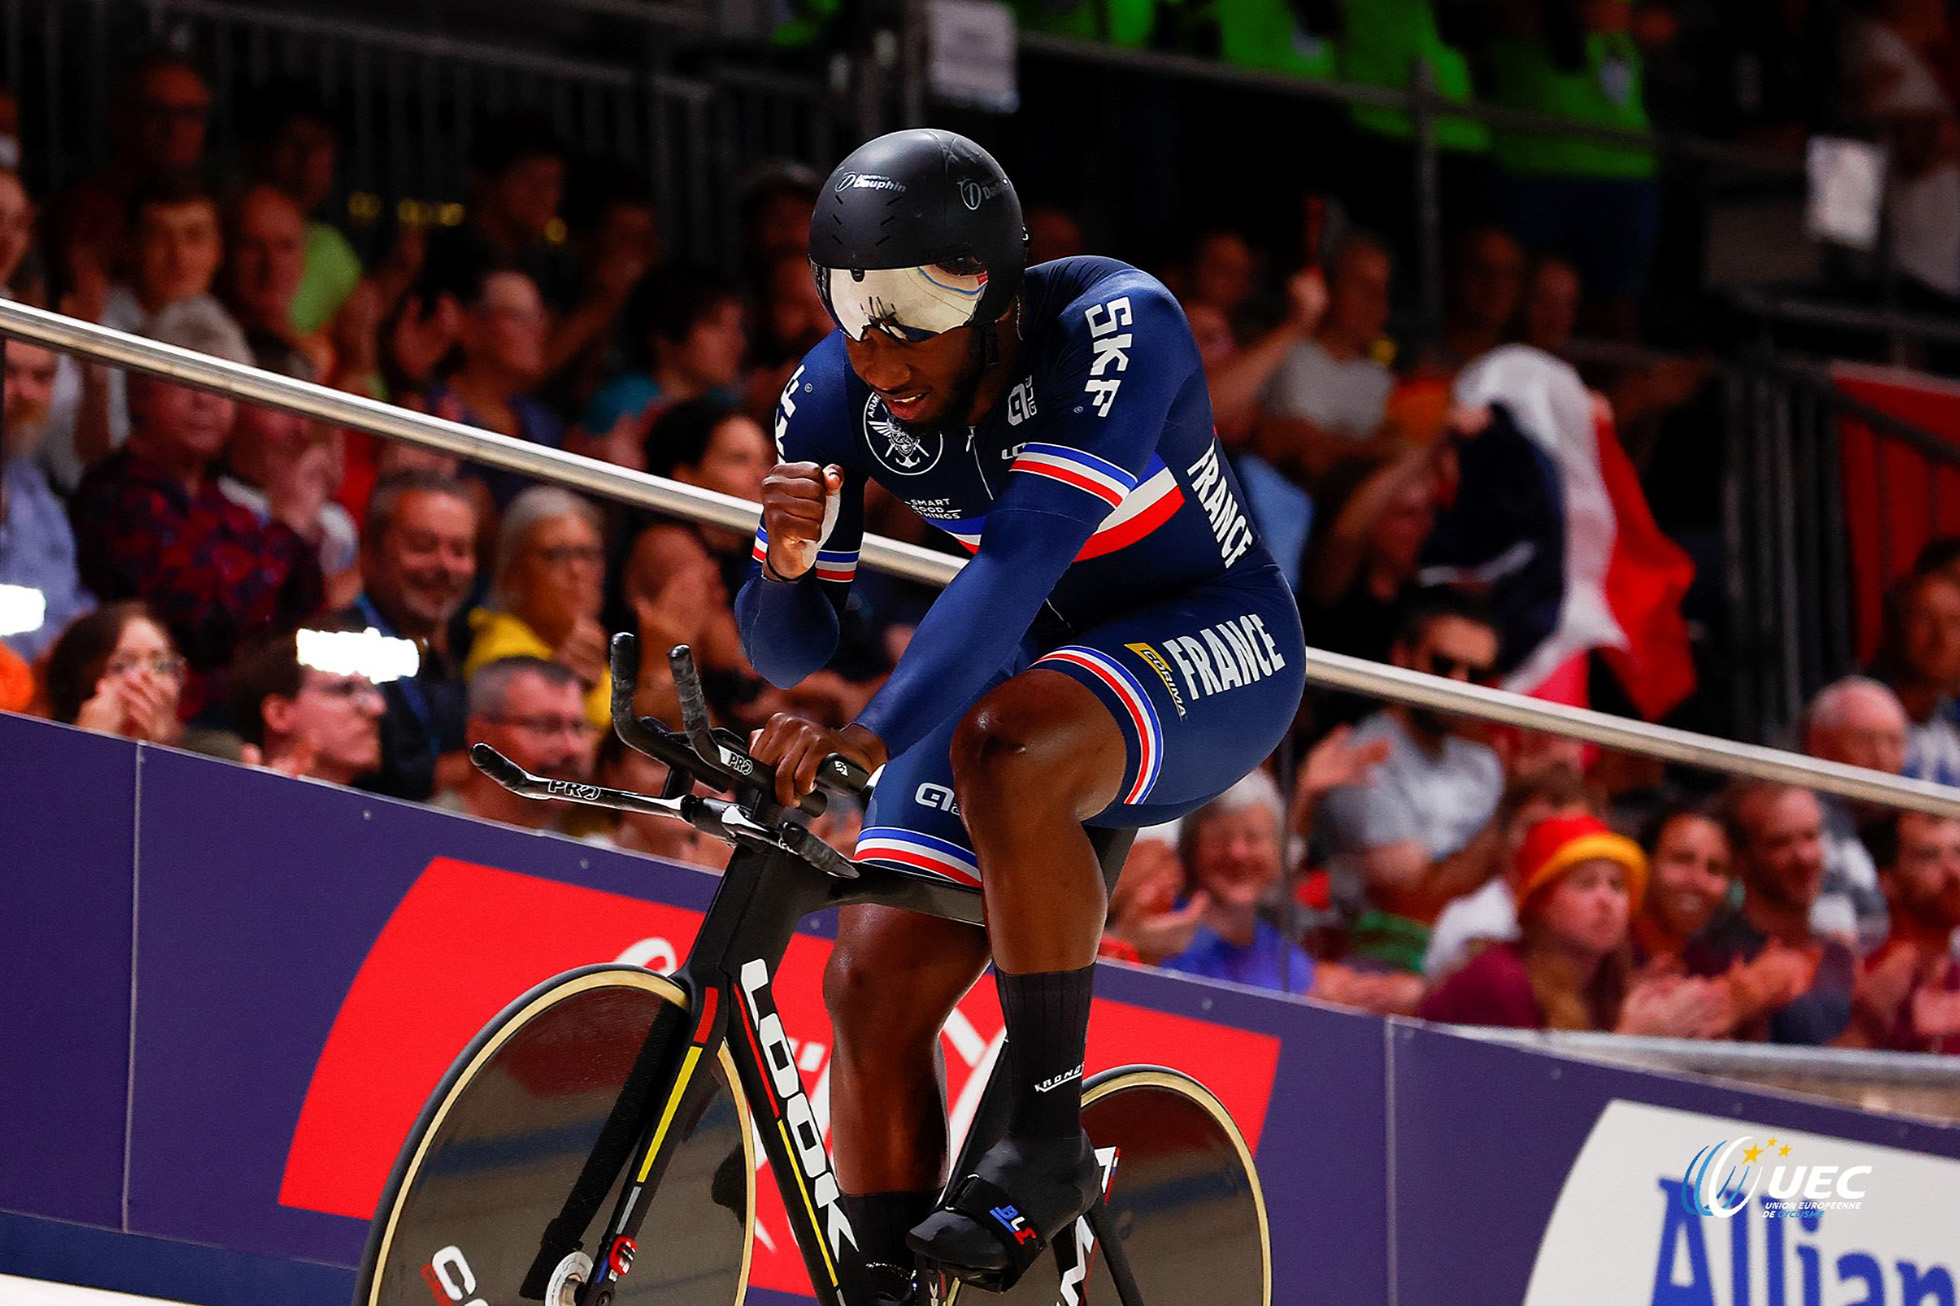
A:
355;965;756;1306
951;1065;1272;1306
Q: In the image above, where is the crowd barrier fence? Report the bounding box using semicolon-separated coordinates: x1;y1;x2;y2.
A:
3;710;1959;1306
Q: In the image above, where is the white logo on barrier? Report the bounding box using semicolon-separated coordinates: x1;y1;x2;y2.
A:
1521;1101;1957;1306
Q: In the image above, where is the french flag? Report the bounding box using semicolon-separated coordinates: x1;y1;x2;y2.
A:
1436;347;1696;721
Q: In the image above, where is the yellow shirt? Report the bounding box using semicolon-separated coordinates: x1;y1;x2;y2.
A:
464;608;612;729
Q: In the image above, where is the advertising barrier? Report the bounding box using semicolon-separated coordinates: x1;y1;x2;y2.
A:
3;709;1959;1305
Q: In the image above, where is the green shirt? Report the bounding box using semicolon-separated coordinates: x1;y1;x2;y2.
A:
290;221;363;336
1486;33;1657;179
1012;0;1157;48
1337;0;1490;152
1217;0;1338;80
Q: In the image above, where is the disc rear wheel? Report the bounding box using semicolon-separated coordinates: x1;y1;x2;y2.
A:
945;1065;1271;1306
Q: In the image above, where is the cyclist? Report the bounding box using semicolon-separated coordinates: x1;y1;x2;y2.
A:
738;128;1305;1300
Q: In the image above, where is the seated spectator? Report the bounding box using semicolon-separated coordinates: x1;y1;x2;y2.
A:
0;167;35;300
1101;823;1196;965
1869;569;1960;786
222;184;333;381
227;628;384;785
1517;256;1582;356
464;487;611;730
1485;0;1667;339
1160;775;1315;992
1685;783;1857;1045
0;637;27;713
1314;589;1506;968
737;161;820;284
43;51;212;298
1848;0;1960;306
1421;812;1675;1032
543;167;660;407
1846;812;1960;1052
239;81;362;338
1629;800;1735;967
1420;226;1526;376
619;400;777;724
1423;764;1593;979
622;400;878;729
422;261;564;508
578;266;747;460
46;173;233;487
586;728;730;870
1024;203;1087;265
426;112;577;315
1252;233;1398;485
436;655;596;831
1176;228;1258;321
221;383;360;612
1298;441;1446;675
42;601;185;745
1802;676;1909;952
1162;772;1427;1013
742;251;836;429
68;300;323;719
341;471;478;801
1;338;93;660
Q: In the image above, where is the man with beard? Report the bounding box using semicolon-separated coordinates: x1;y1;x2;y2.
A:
1315;587;1508;970
0;339;94;659
1848;811;1960;1053
737;130;1304;1298
340;471;478;800
435;656;594;830
1685;782;1856;1045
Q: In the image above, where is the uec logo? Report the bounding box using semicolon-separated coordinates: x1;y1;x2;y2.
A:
1682;1135;1872;1218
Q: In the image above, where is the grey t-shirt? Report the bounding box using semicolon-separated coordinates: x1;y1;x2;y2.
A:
1259;338;1394;438
1316;711;1504;912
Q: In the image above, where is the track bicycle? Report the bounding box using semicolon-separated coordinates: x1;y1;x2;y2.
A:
355;634;1271;1306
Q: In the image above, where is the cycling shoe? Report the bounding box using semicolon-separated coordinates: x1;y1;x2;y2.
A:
906;1130;1100;1291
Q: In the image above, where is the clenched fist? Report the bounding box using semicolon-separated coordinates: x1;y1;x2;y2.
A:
761;461;843;580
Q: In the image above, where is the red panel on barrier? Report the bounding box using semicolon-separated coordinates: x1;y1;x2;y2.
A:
279;857;1281;1297
278;858;707;1219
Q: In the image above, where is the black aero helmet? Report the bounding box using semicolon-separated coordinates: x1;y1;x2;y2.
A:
809;128;1025;342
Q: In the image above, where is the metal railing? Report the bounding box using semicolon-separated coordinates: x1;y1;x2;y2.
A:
5;0;844;270
13;295;1960;824
1724;352;1960;743
1462;1026;1960;1126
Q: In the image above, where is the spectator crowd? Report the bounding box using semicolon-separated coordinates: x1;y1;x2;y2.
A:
0;45;1955;1057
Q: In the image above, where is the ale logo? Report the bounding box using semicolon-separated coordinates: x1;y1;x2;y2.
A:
1681;1133;1872;1218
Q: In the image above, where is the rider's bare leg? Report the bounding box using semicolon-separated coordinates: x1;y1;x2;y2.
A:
824;903;989;1285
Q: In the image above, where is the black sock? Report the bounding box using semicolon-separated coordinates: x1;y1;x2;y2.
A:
846;1189;937;1275
996;964;1095;1139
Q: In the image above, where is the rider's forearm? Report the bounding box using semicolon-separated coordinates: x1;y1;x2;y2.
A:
735;569;843;687
854;506;1089;760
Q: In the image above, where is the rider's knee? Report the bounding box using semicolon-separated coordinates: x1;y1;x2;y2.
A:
824;946;936;1049
950;685;1055;806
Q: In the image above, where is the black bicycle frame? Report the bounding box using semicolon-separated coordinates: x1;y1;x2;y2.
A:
536;838;979;1306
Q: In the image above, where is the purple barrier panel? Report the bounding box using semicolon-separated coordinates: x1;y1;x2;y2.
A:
1094;965;1391;1304
1391;1022;1960;1306
124;745;729;1265
0;713;138;1227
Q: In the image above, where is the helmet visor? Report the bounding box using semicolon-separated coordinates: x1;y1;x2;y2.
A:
816;263;990;342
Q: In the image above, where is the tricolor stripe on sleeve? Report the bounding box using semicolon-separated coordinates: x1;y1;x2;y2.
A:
749;527;857;583
1010;442;1137;510
814;548;858;583
1033;645;1164;805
